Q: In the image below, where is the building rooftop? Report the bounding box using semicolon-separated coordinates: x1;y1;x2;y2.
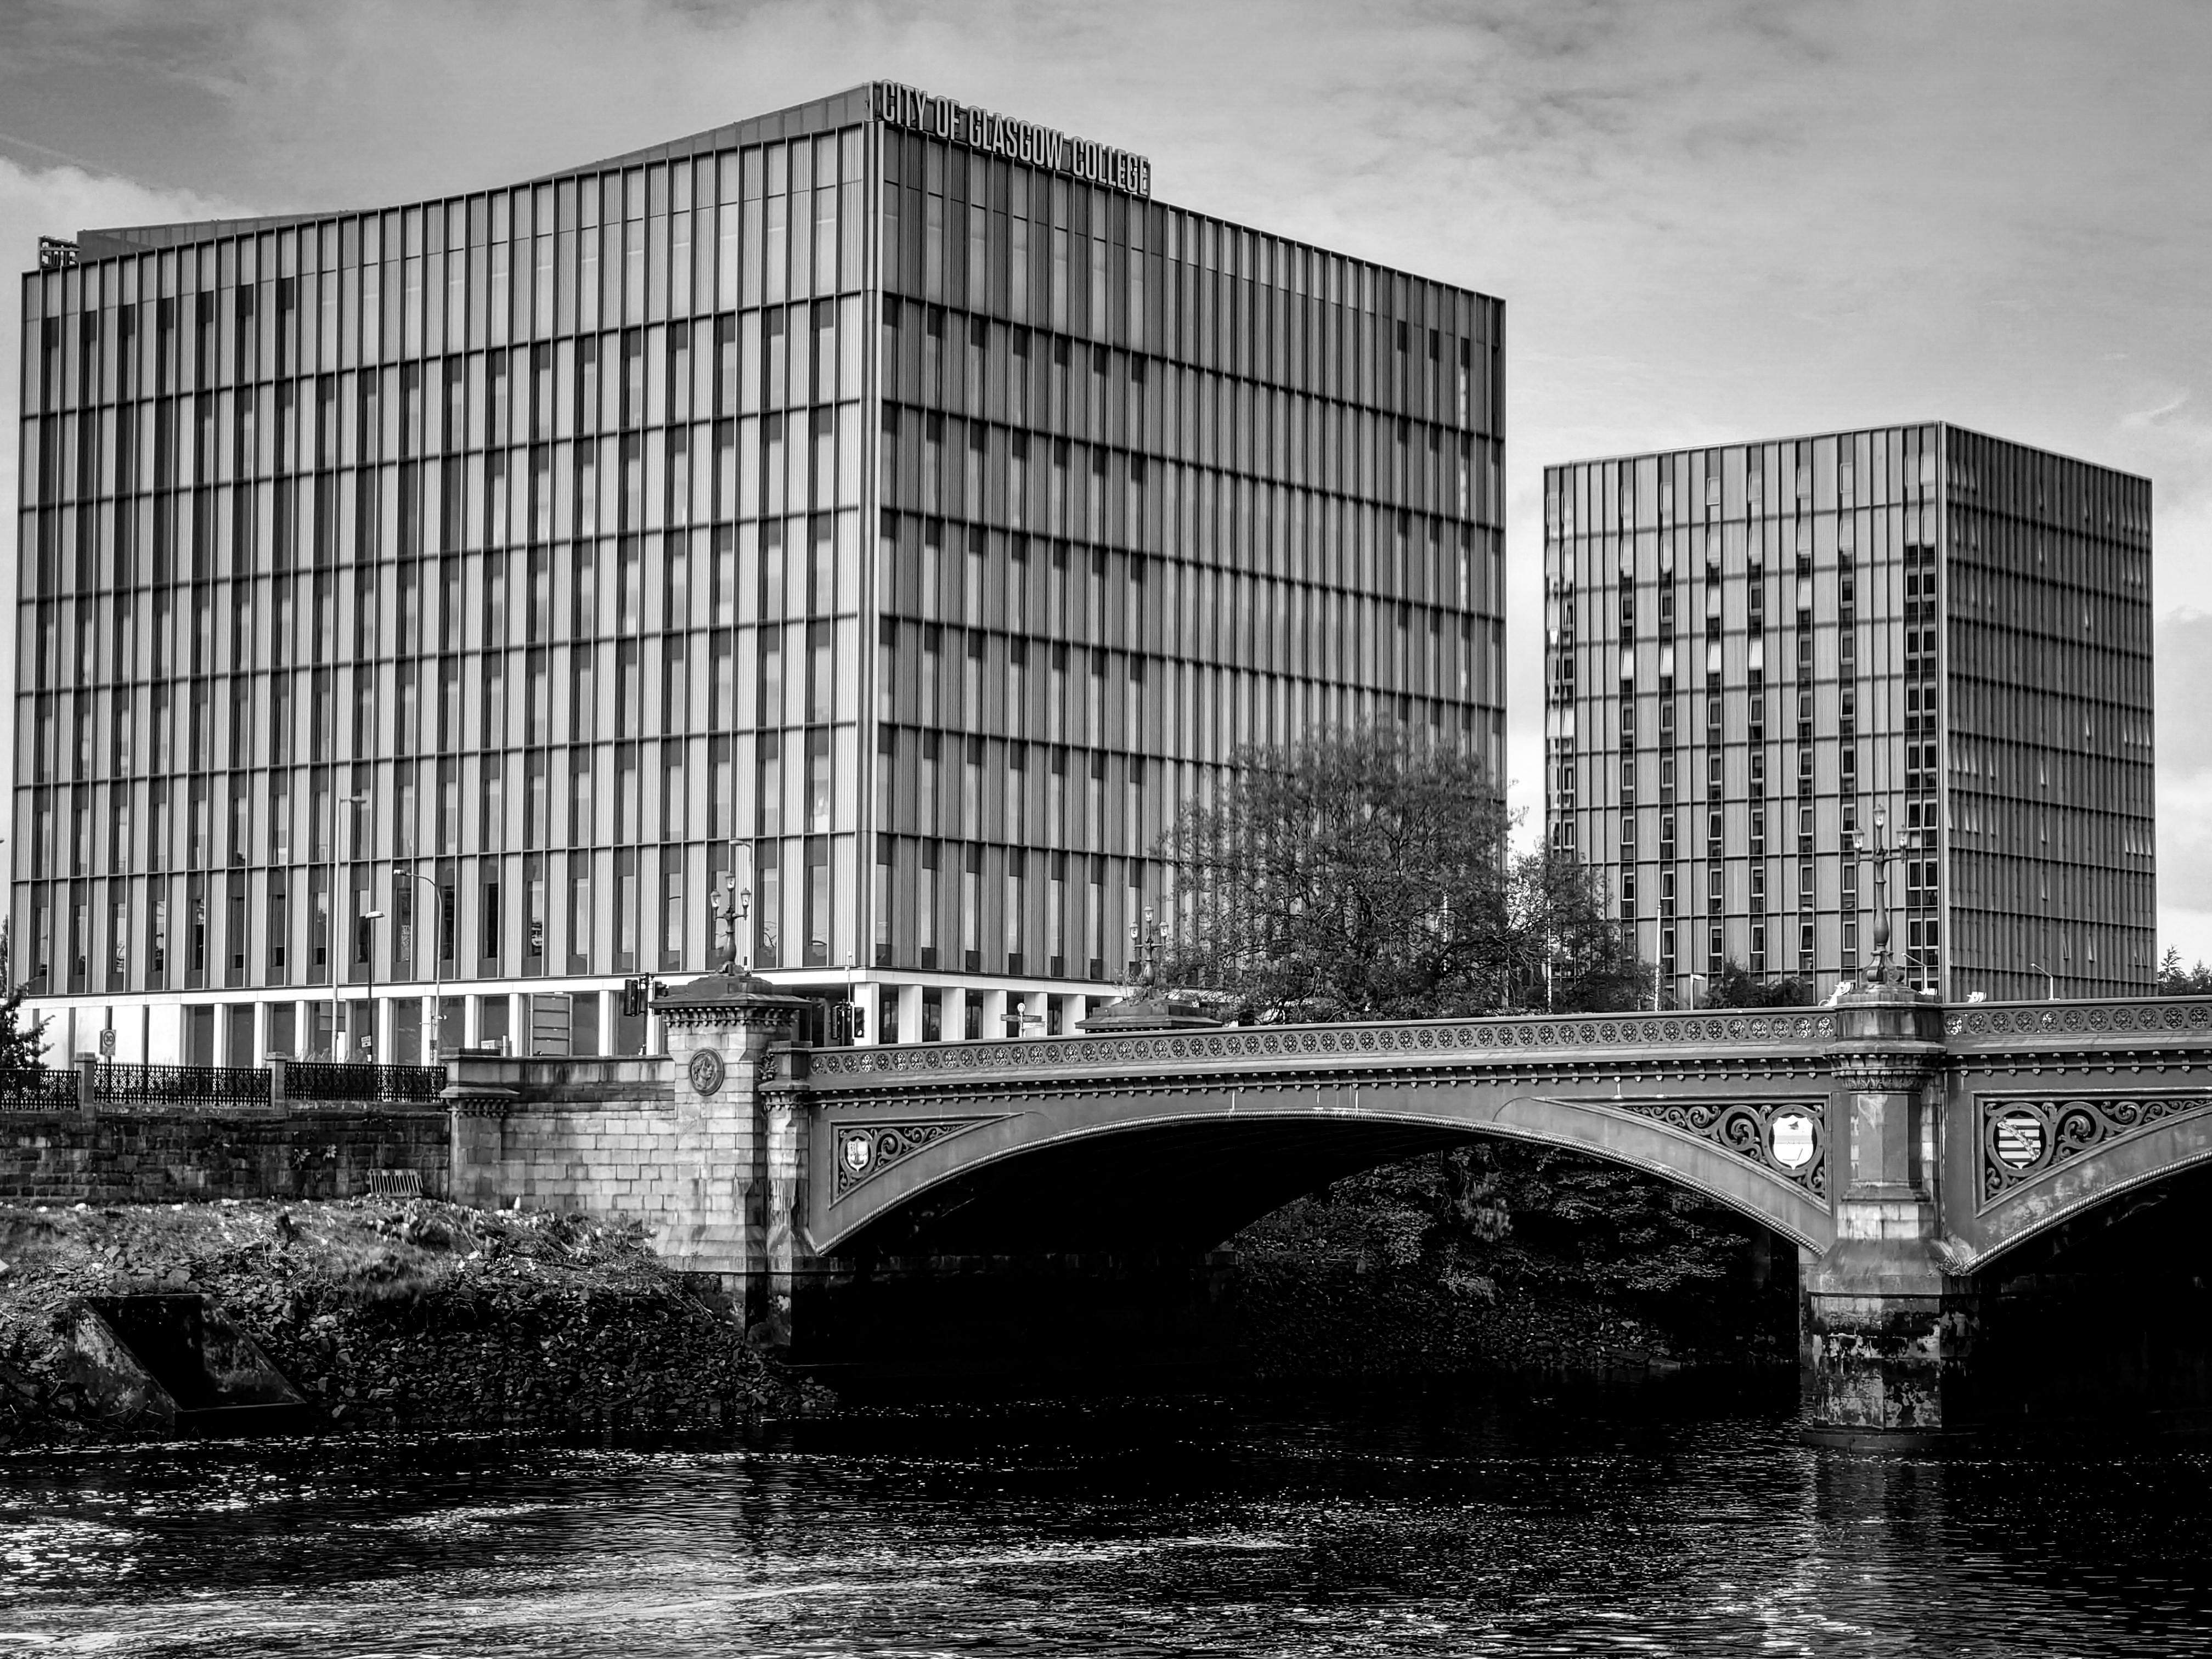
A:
72;84;875;263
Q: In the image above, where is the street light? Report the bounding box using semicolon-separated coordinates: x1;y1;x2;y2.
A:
2028;960;2057;1002
328;793;368;1062
1850;807;1922;988
360;910;384;1060
710;840;754;974
394;863;445;1062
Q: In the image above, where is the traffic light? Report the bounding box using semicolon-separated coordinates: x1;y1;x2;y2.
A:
850;1003;866;1040
620;975;647;1018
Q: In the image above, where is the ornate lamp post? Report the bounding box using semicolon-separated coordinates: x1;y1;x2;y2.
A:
709;859;753;976
1850;806;1923;988
1127;906;1163;989
1078;905;1218;1033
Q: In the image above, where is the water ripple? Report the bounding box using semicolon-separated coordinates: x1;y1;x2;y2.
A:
3;1384;2209;1656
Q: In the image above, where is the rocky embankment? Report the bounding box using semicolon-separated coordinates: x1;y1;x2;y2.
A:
0;1198;828;1444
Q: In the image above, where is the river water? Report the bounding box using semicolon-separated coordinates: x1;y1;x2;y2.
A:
4;1376;2209;1656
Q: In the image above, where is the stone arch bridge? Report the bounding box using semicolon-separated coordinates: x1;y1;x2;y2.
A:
448;980;2212;1443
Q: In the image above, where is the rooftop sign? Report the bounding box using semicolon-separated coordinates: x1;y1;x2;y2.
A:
874;82;1152;201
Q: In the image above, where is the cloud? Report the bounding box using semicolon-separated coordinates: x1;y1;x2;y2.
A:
5;0;2212;950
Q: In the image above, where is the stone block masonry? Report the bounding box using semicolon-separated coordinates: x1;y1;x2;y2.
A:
0;1108;450;1205
443;983;815;1347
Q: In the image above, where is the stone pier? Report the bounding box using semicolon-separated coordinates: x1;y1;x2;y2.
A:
444;972;813;1351
1801;980;1975;1447
652;973;814;1347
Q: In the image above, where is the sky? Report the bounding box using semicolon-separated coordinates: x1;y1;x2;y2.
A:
3;0;2210;956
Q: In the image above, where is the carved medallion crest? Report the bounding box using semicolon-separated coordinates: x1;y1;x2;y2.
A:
687;1048;726;1096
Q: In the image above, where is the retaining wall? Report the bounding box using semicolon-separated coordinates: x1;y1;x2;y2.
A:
0;1107;451;1204
444;1058;715;1256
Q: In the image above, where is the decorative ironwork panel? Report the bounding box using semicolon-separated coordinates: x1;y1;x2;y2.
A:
0;1069;82;1112
1619;1099;1828;1198
830;1117;1000;1199
288;1063;447;1104
92;1063;270;1108
1978;1091;2212;1209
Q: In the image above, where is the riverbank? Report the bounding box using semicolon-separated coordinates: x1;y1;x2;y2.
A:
0;1198;828;1445
1229;1258;1796;1380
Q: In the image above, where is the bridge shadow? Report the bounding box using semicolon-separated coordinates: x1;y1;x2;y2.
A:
799;1118;1791;1390
835;1119;1474;1257
1974;1159;2212;1434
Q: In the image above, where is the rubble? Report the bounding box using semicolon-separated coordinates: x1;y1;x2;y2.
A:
0;1197;830;1444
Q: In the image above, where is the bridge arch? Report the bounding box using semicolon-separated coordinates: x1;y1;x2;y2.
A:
810;1079;1835;1258
1963;1112;2212;1274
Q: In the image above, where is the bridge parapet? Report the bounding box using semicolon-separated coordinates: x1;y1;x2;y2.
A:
805;1007;1840;1091
1944;995;2212;1051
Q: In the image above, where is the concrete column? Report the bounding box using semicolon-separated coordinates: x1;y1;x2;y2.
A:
510;992;529;1057
978;988;1008;1041
940;988;967;1042
1066;994;1090;1031
253;1001;272;1063
147;1005;183;1064
896;983;924;1046
461;996;483;1049
1803;980;1966;1446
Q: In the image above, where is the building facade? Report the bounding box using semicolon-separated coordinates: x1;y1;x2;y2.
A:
1544;424;2154;1005
12;82;1506;1064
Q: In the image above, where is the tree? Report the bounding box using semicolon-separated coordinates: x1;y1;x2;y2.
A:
0;979;49;1086
1706;957;1815;1010
1167;726;1777;1368
2157;948;2212;997
1159;723;1645;1022
1502;847;1653;1014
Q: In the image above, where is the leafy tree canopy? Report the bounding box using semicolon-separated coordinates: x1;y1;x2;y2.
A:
2157;948;2212;997
1169;727;1779;1361
1705;958;1816;1010
1159;723;1647;1022
0;979;50;1085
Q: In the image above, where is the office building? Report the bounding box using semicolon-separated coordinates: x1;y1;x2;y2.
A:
12;82;1506;1062
1543;424;2154;1004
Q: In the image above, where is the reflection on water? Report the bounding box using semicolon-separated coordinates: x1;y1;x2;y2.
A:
4;1376;2210;1656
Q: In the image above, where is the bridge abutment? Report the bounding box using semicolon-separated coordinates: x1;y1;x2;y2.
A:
655;975;817;1350
1803;983;1976;1447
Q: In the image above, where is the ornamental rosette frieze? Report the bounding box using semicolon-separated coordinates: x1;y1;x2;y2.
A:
1948;1001;2212;1043
803;1009;1838;1085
